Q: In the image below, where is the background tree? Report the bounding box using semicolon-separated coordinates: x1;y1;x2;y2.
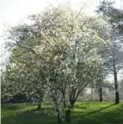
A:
96;0;123;104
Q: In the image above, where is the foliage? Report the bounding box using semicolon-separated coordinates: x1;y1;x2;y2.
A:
1;5;111;123
96;0;123;104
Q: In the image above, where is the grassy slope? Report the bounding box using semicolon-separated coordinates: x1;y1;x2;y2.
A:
1;102;123;124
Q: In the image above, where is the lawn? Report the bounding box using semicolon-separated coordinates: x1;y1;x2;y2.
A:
1;102;123;124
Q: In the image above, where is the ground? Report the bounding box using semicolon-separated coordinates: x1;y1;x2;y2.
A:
1;102;123;124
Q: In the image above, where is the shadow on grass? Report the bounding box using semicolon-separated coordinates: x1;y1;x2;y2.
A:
2;103;123;124
81;103;115;117
72;103;123;124
1;104;23;110
2;108;56;124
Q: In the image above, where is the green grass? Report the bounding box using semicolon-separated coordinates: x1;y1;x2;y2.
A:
1;102;123;124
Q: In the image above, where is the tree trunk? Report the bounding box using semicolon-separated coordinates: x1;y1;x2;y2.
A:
113;62;120;104
99;87;103;102
65;109;71;123
115;91;120;104
114;70;120;104
91;87;93;101
56;108;62;124
37;102;41;110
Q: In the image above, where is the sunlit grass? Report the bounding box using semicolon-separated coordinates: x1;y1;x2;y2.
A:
1;102;123;124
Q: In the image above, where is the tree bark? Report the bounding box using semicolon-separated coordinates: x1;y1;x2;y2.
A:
56;108;62;124
99;87;103;102
65;109;71;123
113;62;120;104
114;70;120;104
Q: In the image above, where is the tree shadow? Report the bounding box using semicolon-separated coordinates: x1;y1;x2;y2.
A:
81;103;115;117
72;103;123;124
2;103;123;124
1;104;23;110
2;108;56;124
